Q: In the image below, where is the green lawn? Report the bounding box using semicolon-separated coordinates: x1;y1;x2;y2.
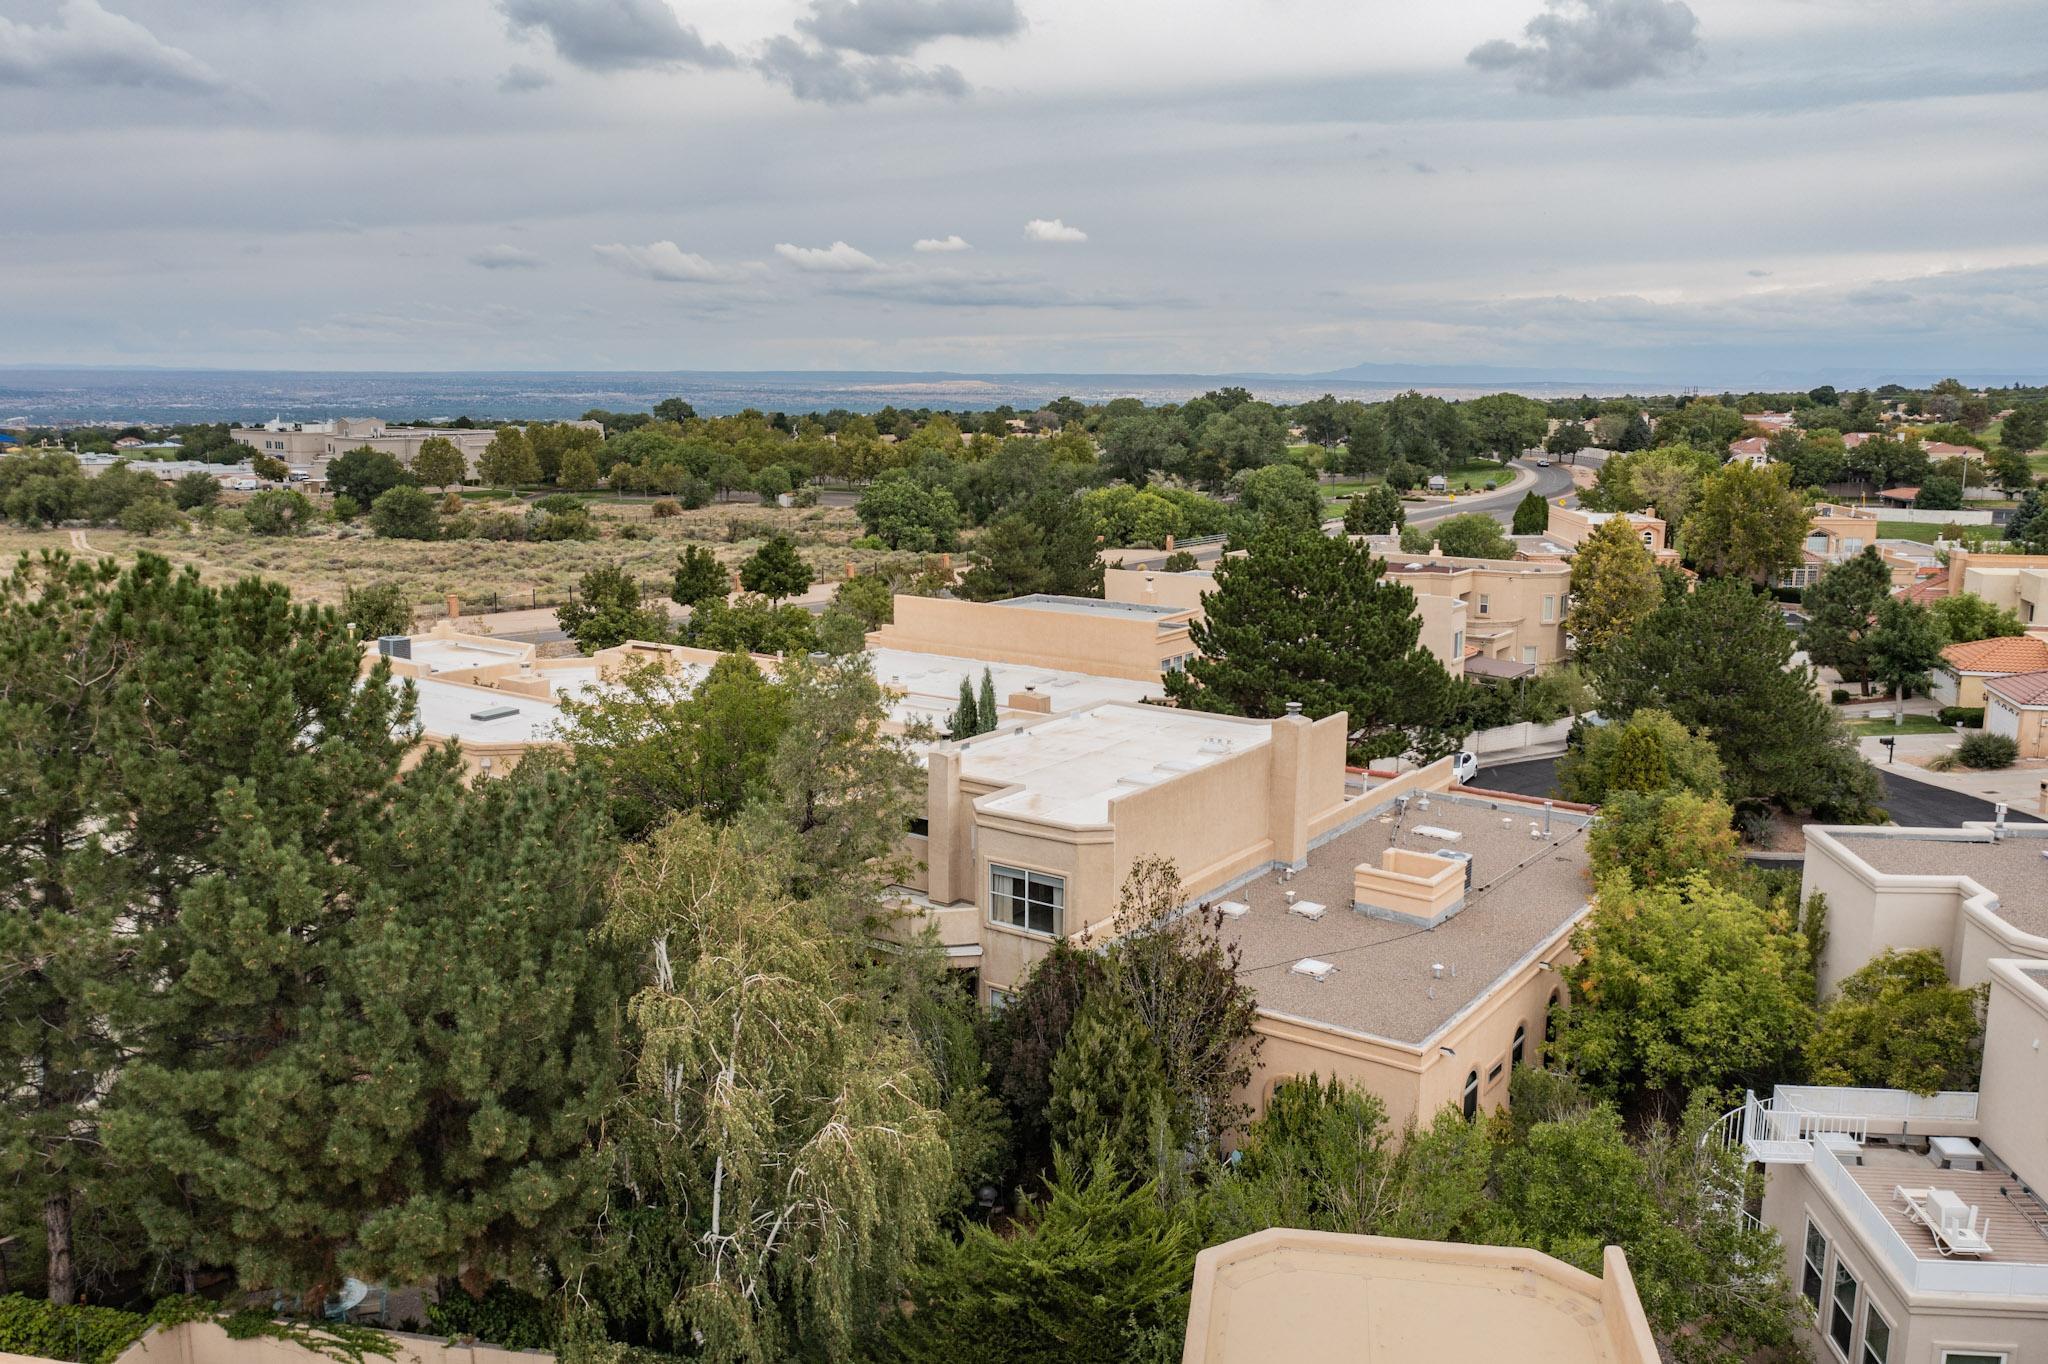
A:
1849;715;1959;737
1875;520;1980;543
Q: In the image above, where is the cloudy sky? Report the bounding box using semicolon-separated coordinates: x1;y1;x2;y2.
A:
2;0;2044;382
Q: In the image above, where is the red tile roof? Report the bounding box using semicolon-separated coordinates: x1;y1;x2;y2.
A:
1985;668;2048;708
1942;636;2048;675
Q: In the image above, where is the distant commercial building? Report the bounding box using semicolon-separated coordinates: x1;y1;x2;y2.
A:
231;417;600;482
1183;1230;1658;1364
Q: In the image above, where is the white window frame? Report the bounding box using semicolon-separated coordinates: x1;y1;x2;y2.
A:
989;863;1064;938
1827;1259;1858;1361
1938;1354;2009;1364
1801;1220;1828;1313
987;985;1017;1014
1478;593;1491;616
1542;594;1556;622
1522;645;1538;665
1860;1303;1890;1364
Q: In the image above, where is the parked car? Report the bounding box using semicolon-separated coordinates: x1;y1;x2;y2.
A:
1452;750;1478;785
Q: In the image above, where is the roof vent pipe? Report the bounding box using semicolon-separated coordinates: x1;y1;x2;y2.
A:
1284;700;1303;716
1431;963;1444;979
1543;799;1554;836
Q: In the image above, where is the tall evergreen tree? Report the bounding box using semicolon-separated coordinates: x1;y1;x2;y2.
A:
976;667;998;733
738;534;813;602
106;752;626;1300
1047;990;1178;1184
1801;547;1892;694
1165;523;1464;762
0;552;412;1301
950;675;981;738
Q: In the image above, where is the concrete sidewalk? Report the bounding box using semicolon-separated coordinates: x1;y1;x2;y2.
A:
1857;733;2048;815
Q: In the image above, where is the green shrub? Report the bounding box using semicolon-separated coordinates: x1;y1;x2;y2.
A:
0;1294;148;1364
1830;688;1851;704
1957;733;2018;769
1937;706;1985;727
425;1285;557;1351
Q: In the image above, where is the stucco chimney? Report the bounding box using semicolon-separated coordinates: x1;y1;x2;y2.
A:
1268;705;1315;869
1007;687;1052;714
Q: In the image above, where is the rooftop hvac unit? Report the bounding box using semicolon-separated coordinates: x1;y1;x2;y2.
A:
377;635;412;659
1290;958;1337;982
1215;900;1250;919
1437;849;1474;891
1288;899;1327;921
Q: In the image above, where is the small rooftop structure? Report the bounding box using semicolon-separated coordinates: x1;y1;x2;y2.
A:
1182;1230;1658;1364
1213;791;1592;1046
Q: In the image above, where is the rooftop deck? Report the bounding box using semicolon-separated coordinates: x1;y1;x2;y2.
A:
1214;793;1592;1046
1847;1146;2048;1267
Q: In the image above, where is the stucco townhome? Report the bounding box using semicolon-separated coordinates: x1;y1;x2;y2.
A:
1723;822;2048;1364
1932;639;2048;710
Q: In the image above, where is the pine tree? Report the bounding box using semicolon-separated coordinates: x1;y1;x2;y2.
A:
105;752;627;1300
1616;411;1652;451
739;534;814;602
0;552;413;1301
1512;489;1550;534
1800;547;1892;694
976;667;998;733
1164;522;1464;762
1047;990;1179;1183
670;543;728;609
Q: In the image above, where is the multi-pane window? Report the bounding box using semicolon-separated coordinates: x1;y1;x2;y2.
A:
990;864;1064;937
1462;1070;1480;1121
1861;1305;1890;1364
1801;1222;1828;1311
1478;593;1492;616
1829;1261;1858;1359
1512;1024;1527;1069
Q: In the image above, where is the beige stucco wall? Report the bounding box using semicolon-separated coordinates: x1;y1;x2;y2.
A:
1985;692;2048;758
1548;504;1667;553
1182;1231;1658;1364
106;1323;550;1364
871;594;1195;682
1979;960;2048;1192
1103;566;1215;616
1385;560;1570;669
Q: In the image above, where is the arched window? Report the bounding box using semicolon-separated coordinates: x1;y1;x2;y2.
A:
1512;1024;1527;1070
1463;1069;1480;1121
1544;989;1561;1044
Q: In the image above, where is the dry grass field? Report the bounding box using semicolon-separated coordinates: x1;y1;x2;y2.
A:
0;501;898;613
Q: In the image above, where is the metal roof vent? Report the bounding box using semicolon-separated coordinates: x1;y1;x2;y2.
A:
1290;958;1337;982
469;704;521;722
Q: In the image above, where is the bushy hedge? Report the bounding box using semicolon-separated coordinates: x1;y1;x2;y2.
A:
1937;706;1985;727
1958;732;2018;769
0;1295;148;1364
425;1285;557;1351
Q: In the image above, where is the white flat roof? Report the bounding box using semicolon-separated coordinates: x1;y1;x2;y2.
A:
404;637;533;673
960;703;1267;825
868;647;1161;731
408;677;566;745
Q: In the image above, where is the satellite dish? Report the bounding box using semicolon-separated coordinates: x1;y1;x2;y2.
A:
335;1279;371;1314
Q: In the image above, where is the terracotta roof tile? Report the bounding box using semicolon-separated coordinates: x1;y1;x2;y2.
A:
1986;668;2048;708
1942;637;2048;674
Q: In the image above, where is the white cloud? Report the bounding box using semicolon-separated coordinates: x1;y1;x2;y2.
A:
592;241;736;283
468;244;545;270
1024;217;1087;243
754;36;965;103
774;240;883;272
913;234;972;253
498;0;735;73
0;0;223;93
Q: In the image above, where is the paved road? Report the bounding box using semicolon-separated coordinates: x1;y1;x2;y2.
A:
1406;458;1576;528
1475;755;2040;827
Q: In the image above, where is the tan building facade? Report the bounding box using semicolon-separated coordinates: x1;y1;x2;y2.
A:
1380;554;1571;677
1946;551;2048;629
1182;1231;1658;1364
233;418;600;482
1547;504;1668;554
868;592;1198;683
